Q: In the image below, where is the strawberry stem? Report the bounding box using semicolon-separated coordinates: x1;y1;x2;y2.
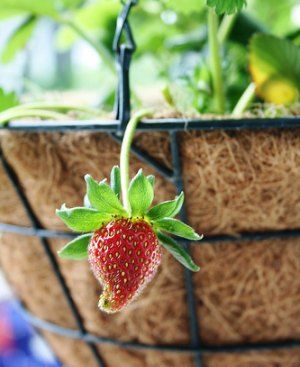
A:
120;110;152;214
232;82;256;116
0;109;67;126
208;8;225;114
6;102;100;115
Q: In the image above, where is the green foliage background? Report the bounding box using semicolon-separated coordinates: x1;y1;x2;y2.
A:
0;0;299;113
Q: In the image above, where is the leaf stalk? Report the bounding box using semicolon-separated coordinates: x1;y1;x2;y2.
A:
232;82;256;116
208;8;226;114
0;109;67;125
218;13;237;44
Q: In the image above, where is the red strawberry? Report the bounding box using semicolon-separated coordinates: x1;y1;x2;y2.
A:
88;218;161;313
57;112;201;313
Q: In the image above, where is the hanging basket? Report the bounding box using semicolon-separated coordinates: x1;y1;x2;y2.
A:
1;1;300;367
1;122;300;367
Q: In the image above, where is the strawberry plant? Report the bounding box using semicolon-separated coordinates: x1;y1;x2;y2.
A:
0;0;299;114
56;111;202;313
0;89;19;112
0;6;299;311
160;0;299;113
249;34;300;105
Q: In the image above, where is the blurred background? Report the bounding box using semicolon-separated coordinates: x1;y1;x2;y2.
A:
0;0;299;113
0;272;60;366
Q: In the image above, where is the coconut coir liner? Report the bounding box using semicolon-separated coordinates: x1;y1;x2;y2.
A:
0;128;299;367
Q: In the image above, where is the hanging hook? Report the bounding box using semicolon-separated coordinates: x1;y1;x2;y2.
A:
113;0;138;133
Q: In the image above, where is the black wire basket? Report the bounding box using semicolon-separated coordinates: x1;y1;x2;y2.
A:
1;1;300;366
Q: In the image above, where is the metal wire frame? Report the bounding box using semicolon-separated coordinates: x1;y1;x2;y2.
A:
2;116;300;132
0;148;106;367
12;304;300;354
3;223;300;243
113;0;137;129
1;1;300;367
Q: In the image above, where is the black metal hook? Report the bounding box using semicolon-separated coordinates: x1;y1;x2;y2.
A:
113;0;138;132
113;0;137;52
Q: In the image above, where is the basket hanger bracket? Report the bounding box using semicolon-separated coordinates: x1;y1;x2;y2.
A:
113;0;137;133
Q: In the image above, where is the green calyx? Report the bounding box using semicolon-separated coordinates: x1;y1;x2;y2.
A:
58;234;92;260
56;167;126;233
56;111;202;272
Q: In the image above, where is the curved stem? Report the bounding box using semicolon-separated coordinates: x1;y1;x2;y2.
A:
232;83;256;116
5;102;100;115
208;9;225;114
0;109;67;126
218;13;237;44
120;110;152;214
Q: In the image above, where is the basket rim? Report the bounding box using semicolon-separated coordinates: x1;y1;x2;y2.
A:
1;116;300;132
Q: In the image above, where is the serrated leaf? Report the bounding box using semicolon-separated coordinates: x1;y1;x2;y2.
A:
207;0;246;14
110;166;121;199
129;169;154;217
1;16;37;63
249;34;300;105
56;205;112;232
154;218;202;240
157;232;200;272
147;192;184;221
0;88;19;113
85;174;127;216
147;175;155;188
58;233;91;260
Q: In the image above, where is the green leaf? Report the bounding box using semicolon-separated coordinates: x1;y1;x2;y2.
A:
75;0;120;30
147;192;184;221
0;0;58;17
207;0;247;14
0;8;24;19
249;34;300;105
1;16;37;63
56;205;112;232
56;0;120;50
110;166;121;199
162;85;175;106
85;174;127;216
154;218;202;241
147;175;155;188
0;89;19;113
157;232;200;272
166;0;205;14
60;0;83;9
58;233;92;260
128;169;154;217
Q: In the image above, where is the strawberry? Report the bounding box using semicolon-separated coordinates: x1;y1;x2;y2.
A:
88;219;161;312
57;111;202;313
